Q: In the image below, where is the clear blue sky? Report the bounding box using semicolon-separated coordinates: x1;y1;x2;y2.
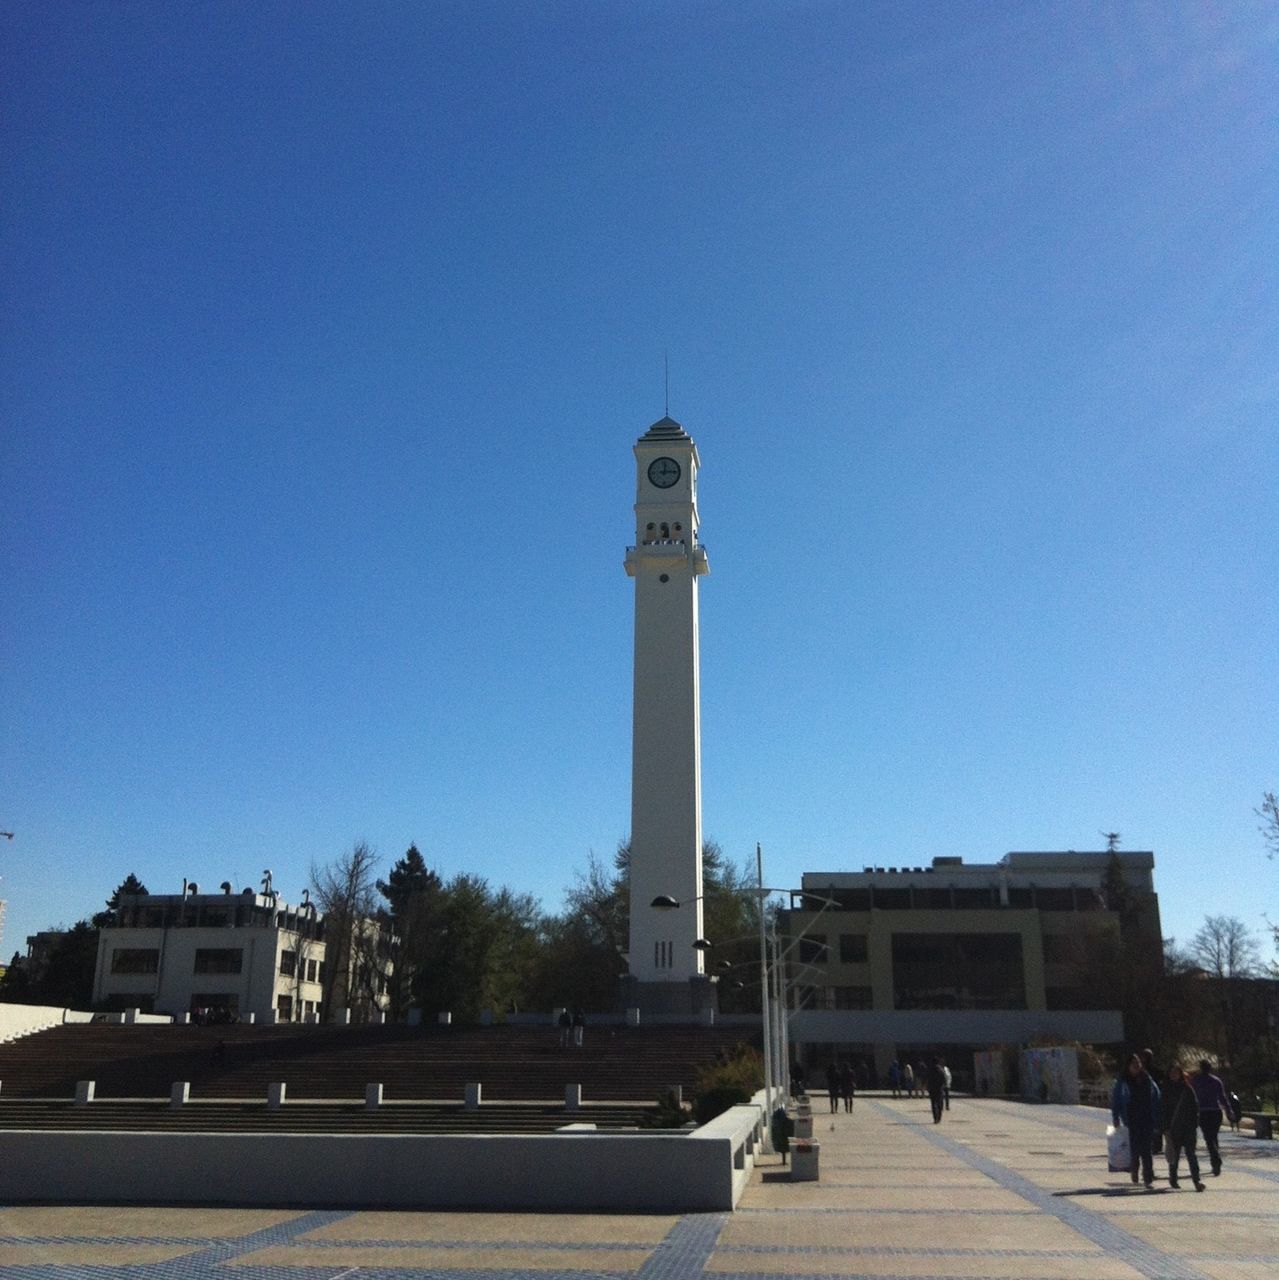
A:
2;3;1275;962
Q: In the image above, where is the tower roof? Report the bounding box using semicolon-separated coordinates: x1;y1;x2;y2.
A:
638;415;691;444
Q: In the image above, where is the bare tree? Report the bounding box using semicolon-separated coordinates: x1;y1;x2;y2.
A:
1258;791;1279;861
1190;915;1262;1066
1191;915;1262;981
311;841;383;1022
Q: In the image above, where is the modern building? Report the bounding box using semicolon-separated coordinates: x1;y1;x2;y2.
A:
91;883;393;1022
780;850;1160;1081
623;416;713;1014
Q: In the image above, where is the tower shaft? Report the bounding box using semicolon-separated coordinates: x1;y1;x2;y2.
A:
623;417;709;996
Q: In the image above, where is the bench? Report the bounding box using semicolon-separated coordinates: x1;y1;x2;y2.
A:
1241;1112;1274;1140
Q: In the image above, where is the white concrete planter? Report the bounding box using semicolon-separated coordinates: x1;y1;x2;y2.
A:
790;1139;819;1182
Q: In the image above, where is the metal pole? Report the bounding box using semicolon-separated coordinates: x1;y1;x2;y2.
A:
776;933;788;1103
757;843;775;1150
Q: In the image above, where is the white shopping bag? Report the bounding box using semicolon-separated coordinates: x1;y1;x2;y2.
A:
1107;1123;1130;1173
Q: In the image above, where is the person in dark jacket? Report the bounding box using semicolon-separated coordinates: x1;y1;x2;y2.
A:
1192;1059;1237;1175
825;1061;840;1113
1111;1052;1162;1186
926;1056;947;1123
1162;1063;1205;1190
1141;1048;1165;1158
839;1060;855;1113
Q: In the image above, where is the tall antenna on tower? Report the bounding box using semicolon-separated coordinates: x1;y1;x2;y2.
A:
664;350;669;417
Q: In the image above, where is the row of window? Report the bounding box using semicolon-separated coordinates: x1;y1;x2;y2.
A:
110;947;302;977
279;950;322;983
115;905;324;936
806;885;1109;912
803;984;1098;1013
798;932;1083;968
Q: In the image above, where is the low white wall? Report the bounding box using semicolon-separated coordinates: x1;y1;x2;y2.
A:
0;1004;81;1041
0;1107;764;1211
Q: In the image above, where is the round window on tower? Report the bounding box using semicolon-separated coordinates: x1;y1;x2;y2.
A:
659;574;670;583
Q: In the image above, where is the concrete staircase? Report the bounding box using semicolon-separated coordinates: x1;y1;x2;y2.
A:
0;1021;754;1104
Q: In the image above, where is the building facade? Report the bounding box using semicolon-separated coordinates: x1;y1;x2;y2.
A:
623;417;712;1013
781;850;1160;1080
91;886;392;1022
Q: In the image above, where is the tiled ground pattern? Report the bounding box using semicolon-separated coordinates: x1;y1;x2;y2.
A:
0;1095;1274;1279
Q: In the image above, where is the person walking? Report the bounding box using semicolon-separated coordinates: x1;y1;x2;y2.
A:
1192;1059;1236;1176
902;1061;914;1099
941;1058;952;1110
1162;1063;1205;1190
888;1059;901;1098
840;1060;855;1113
1142;1048;1165;1159
927;1056;946;1123
1112;1052;1162;1187
571;1007;585;1048
825;1061;840;1114
557;1007;572;1048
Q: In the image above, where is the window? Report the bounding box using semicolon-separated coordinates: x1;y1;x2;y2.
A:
1045;987;1088;1010
200;906;230;927
839;934;869;963
279;950;297;977
832;985;874;1010
798;934;828;965
305;958;318;983
872;887;912;909
953;887;996;909
110;948;159;975
831;888;871;911
918;888;953;909
276;994;293;1020
892;933;1026;1010
1042;934;1076;964
1007;888;1034;908
1036;888;1075;911
193;948;243;974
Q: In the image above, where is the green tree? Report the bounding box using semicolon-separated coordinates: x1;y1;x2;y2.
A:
92;873;148;928
377;844;445;1020
0;951;33;1003
413;874;543;1022
36;922;99;1008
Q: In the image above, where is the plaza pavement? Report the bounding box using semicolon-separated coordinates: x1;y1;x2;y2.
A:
1;1093;1275;1279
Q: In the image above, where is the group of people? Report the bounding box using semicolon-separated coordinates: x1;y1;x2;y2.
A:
1111;1049;1239;1190
823;1060;858;1112
886;1056;952;1120
556;1007;586;1048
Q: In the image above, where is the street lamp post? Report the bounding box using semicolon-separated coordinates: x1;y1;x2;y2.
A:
652;846;841;1146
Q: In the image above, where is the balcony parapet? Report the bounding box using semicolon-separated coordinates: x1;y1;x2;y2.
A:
625;542;709;577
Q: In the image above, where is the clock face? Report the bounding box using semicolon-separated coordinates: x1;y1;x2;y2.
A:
647;456;681;489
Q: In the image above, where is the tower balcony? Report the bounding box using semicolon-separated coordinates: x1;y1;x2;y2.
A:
624;542;709;577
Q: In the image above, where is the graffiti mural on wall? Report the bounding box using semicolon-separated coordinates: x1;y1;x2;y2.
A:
1020;1046;1079;1104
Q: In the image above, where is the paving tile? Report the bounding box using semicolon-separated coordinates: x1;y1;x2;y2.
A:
0;1242;197;1265
720;1210;1098;1252
1109;1213;1279;1256
1195;1262;1279;1280
302;1210;677;1243
231;1243;653;1269
0;1205;301;1239
707;1251;1145;1277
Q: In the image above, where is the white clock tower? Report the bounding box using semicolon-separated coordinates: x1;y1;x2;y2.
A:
624;416;712;1012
